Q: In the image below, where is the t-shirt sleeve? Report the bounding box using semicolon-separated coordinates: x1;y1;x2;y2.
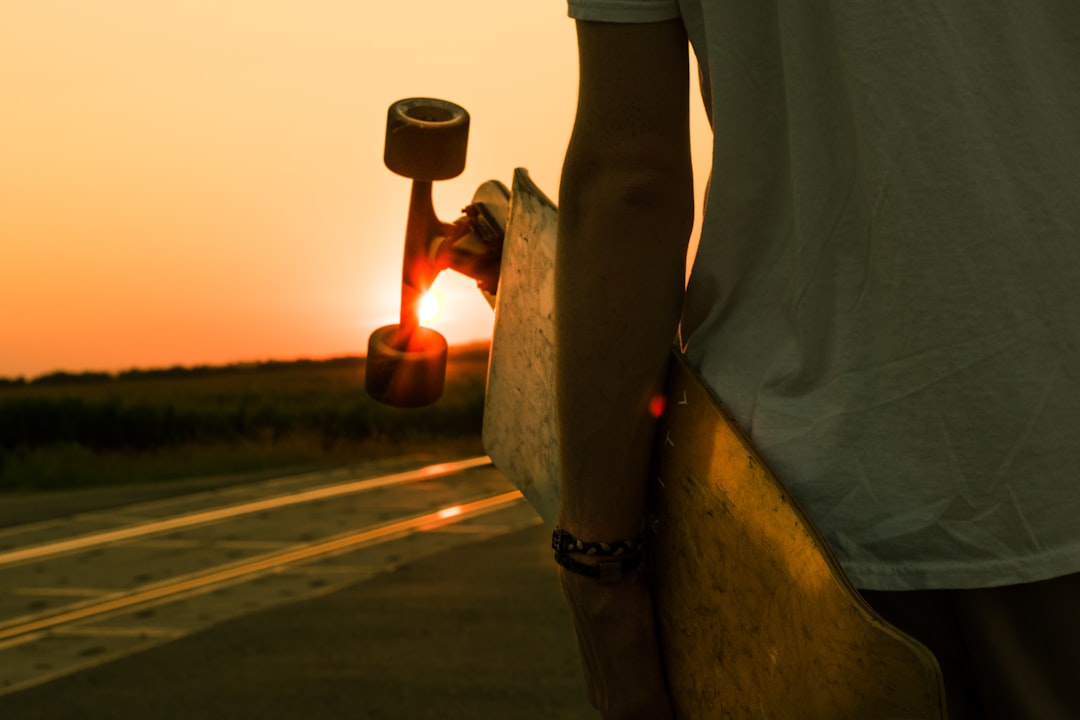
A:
568;0;681;23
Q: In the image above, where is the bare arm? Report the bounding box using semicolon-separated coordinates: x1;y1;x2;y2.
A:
557;18;693;548
555;19;693;720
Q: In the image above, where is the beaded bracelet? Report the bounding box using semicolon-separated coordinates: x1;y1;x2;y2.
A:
551;528;644;557
552;527;644;583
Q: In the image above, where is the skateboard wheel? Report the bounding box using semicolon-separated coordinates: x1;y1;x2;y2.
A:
365;324;448;407
384;98;469;181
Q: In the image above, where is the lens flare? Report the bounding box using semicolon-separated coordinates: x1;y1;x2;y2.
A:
418;291;441;325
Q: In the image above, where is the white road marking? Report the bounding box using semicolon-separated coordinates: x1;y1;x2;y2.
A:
0;519;68;541
0;489;522;644
1;649;163;697
0;456;492;569
0;631;45;653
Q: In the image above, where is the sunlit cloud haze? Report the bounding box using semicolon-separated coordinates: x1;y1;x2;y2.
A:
1;2;709;379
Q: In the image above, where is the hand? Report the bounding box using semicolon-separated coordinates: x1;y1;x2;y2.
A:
559;565;676;720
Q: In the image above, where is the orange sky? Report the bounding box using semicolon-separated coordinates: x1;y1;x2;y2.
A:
1;2;710;379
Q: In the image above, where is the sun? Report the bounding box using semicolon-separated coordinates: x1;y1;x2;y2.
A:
418;291;442;325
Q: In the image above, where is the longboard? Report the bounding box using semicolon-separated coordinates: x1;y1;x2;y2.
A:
483;168;947;719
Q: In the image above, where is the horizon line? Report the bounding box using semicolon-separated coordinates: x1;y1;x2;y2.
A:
1;340;493;385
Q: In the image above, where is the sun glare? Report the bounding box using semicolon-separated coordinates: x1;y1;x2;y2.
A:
418;291;441;325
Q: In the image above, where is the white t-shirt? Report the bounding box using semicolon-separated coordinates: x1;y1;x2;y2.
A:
567;0;1080;591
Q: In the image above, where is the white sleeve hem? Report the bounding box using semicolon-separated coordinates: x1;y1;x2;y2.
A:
568;0;681;23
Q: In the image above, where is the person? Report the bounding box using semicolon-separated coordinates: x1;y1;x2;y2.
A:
553;2;1080;719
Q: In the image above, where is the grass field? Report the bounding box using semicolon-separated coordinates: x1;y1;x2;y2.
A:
0;344;490;492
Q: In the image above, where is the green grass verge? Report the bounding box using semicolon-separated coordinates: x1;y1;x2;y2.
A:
0;345;490;493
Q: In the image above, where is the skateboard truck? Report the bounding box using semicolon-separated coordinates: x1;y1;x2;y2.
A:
365;98;508;408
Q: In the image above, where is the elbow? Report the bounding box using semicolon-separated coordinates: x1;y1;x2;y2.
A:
560;146;694;226
618;164;694;216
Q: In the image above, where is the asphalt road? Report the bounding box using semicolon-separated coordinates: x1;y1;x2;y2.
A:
0;457;596;719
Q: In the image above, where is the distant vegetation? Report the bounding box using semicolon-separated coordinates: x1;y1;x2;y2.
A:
0;345;490;492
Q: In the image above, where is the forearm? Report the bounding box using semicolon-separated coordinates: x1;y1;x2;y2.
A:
552;21;692;718
555;135;692;542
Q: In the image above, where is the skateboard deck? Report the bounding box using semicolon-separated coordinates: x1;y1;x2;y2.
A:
483;169;561;524
483;169;947;719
